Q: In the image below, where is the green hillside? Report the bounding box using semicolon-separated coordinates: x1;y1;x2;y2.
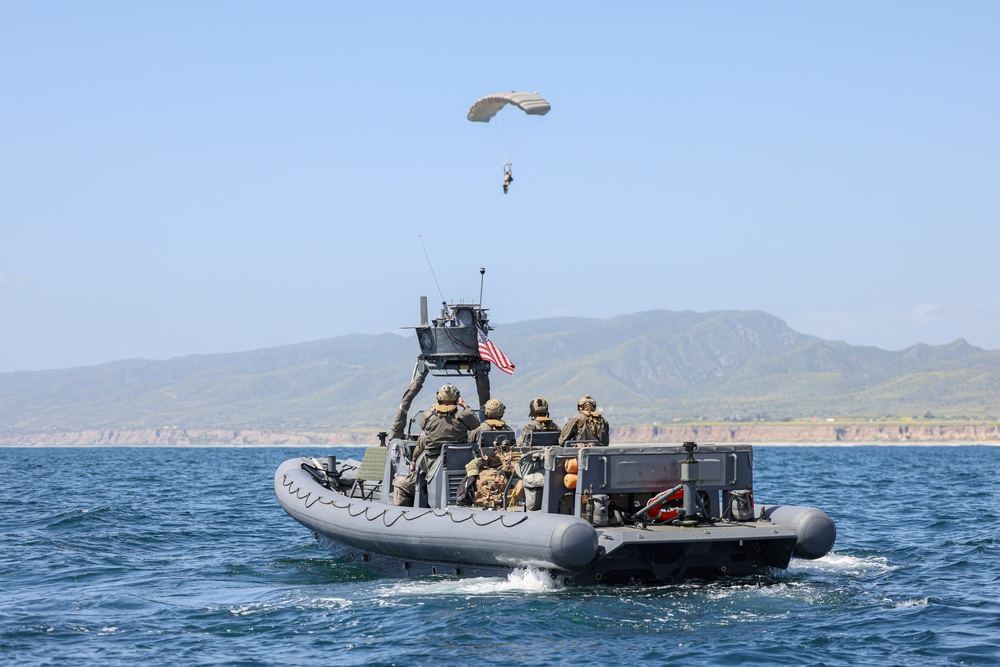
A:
2;310;998;431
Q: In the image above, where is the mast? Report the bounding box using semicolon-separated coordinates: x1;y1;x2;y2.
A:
388;296;492;439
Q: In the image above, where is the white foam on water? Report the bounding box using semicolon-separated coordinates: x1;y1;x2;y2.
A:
227;594;353;616
465;565;563;594
381;565;564;597
890;597;929;608
788;551;894;576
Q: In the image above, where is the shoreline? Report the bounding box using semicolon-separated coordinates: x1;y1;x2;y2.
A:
2;423;999;447
3;441;999;448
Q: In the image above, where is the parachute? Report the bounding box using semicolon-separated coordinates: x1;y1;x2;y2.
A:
466;92;551;123
467;91;550;187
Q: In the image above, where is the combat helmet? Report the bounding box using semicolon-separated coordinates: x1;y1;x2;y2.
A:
436;383;460;403
484;399;506;419
578;395;597;411
528;397;549;417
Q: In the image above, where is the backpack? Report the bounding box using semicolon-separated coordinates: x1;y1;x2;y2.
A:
455;474;477;506
578;413;609;443
474;468;510;509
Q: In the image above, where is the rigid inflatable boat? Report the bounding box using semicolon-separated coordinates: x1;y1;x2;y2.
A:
275;298;835;585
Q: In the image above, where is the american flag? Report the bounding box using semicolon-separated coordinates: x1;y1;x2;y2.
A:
477;325;515;375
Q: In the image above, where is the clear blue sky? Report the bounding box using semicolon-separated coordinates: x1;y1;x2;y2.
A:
3;2;999;372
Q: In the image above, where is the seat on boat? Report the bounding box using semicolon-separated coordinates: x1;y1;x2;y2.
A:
425;432;512;507
476;430;517;450
442;444;476;471
418;440;469;508
520;430;559;447
439;444;476;506
561;439;603;447
350;446;389;501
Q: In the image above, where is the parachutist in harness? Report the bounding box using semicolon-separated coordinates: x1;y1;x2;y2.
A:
468;93;549;193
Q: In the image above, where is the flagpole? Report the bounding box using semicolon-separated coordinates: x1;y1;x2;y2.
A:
478;267;485;308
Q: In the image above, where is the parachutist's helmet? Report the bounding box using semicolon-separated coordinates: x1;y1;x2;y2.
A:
529;397;549;417
484;399;505;419
578;395;597;411
437;383;460;403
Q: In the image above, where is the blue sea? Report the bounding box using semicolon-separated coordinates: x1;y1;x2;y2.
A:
2;445;998;666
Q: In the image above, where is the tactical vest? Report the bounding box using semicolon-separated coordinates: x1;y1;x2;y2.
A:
577;412;608;442
532;417;559;432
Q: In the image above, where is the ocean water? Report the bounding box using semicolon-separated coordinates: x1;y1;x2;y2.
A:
1;445;998;667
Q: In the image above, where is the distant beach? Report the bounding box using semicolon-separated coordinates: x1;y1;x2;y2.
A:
2;422;999;447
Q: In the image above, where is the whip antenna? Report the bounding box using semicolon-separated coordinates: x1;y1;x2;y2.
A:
418;235;447;308
479;267;486;307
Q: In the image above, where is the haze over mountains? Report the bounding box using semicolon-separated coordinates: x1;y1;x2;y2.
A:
2;309;998;432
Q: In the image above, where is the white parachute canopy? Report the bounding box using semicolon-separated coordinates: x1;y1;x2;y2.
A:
467;91;550;168
467;92;551;123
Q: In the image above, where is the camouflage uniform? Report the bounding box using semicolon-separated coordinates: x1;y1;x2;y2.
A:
558;395;610;446
469;418;510;444
519;397;561;444
520;416;560;443
394;399;479;506
468;398;508;443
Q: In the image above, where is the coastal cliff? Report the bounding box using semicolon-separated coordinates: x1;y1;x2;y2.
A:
613;422;1000;444
2;422;998;447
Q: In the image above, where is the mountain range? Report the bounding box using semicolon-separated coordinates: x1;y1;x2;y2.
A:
2;309;998;432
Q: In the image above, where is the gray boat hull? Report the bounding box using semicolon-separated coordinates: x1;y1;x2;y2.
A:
276;459;598;572
276;456;827;585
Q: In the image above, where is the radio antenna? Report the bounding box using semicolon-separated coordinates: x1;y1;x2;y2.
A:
479;267;486;307
418;235;447;308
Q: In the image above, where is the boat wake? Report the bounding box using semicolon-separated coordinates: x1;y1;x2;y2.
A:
381;565;564;597
787;552;894;577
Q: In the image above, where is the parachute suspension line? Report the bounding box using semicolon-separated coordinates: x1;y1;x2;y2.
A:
516;114;543;157
499;108;515;165
480;123;508;173
494;108;514;166
498;107;535;164
496;111;543;172
518;115;543;156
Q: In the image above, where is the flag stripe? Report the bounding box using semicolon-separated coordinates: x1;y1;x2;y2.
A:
477;325;515;375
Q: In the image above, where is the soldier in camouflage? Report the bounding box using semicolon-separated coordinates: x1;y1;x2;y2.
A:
468;399;510;443
558;395;610;446
519;397;561;445
394;383;480;506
